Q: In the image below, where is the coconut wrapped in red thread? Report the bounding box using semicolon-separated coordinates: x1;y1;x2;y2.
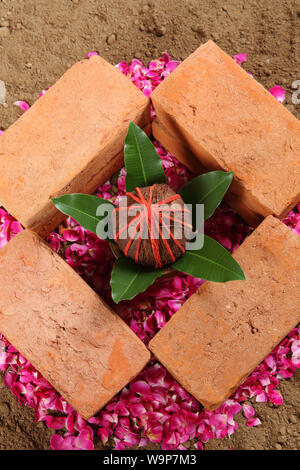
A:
113;184;193;268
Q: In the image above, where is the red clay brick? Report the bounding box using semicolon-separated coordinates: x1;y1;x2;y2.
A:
149;216;300;410
0;56;150;236
0;230;150;419
151;41;300;226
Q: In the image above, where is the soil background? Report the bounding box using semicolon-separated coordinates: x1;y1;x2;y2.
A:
0;0;299;451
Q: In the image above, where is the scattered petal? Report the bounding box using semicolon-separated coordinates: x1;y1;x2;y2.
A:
234;53;247;65
13;100;30;111
88;51;99;58
269;85;286;103
242;404;255;419
246;417;261;427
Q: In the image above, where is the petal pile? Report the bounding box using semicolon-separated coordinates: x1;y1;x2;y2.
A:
0;52;298;450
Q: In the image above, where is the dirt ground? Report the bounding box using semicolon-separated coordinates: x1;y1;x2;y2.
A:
0;0;299;451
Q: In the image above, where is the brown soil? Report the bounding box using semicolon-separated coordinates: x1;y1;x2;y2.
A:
0;0;299;451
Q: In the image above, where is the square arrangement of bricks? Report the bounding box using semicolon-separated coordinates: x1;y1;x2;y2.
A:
0;41;299;419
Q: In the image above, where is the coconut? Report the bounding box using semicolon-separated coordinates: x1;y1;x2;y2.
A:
113;184;192;268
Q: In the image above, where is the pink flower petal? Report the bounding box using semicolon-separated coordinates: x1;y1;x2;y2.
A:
130;380;151;395
98;427;110;445
88;51;99;58
50;434;65;450
234;53;247;65
242;404;255;419
76;427;94;450
269;85;286;103
42;415;66;429
256;392;267;403
13;100;30;111
246;417;261;427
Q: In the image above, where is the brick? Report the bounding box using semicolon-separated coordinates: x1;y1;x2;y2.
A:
149;216;300;410
0;230;150;419
151;41;300;226
0;56;150;236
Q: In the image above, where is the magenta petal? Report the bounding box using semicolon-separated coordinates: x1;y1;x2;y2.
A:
50;434;64;450
76;427;94;450
130;403;146;416
269;85;286;103
4;371;18;387
43;415;66;429
277;369;293;379
130;380;151;395
242;404;255;419
246;417;261;427
115;439;126;450
195;441;204;450
291;340;300;353
139;437;149;447
98;427;109;445
51;435;78;450
13;100;30;111
233;53;247;65
88;51;98;58
62;229;80;242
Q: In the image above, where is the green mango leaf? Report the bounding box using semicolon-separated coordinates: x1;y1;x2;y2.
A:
51;193;115;242
172;235;245;282
110;255;164;303
179;171;234;222
124;121;166;191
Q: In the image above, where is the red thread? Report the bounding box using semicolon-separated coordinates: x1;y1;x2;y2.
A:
114;185;187;268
